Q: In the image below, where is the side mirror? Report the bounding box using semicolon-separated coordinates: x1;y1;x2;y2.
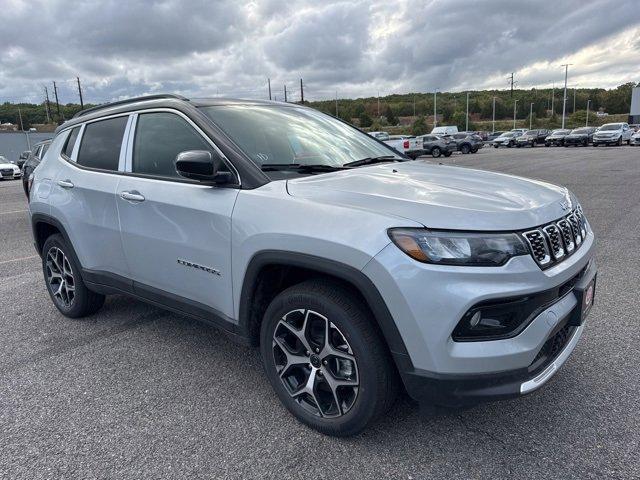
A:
175;150;233;185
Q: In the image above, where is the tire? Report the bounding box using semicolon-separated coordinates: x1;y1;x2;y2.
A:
42;234;105;318
545;142;550;147
431;147;441;158
493;144;499;148
628;139;631;145
260;279;398;437
593;143;598;147
617;136;622;146
471;147;478;153
460;144;471;154
444;151;452;157
507;141;513;148
530;142;535;147
516;143;521;148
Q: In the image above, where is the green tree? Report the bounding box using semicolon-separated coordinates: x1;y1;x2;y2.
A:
359;111;373;128
384;105;397;126
411;116;427;136
451;111;466;130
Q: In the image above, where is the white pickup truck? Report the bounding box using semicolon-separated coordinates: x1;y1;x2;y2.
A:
384;135;422;156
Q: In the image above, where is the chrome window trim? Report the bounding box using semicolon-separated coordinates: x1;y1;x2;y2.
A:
122;107;241;187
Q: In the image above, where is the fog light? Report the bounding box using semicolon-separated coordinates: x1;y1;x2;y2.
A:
469;311;481;327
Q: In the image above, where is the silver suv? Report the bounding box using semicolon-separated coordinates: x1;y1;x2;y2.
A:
29;95;597;436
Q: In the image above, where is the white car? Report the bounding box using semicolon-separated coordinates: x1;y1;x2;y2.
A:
592;123;634;146
431;126;458;135
0;156;22;180
368;131;390;141
631;130;640;146
384;135;421;155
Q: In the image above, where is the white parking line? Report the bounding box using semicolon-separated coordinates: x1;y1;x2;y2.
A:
0;209;28;215
0;255;39;265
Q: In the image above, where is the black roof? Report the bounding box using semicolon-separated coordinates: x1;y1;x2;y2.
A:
56;94;295;134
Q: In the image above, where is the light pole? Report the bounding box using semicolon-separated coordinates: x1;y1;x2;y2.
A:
560;64;571;129
586;99;591;127
465;92;470;131
433;90;438;128
551;82;555;115
492;96;496;133
513;99;519;129
529;102;534;130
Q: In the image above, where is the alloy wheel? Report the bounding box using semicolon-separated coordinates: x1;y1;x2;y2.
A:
272;309;359;418
45;247;75;308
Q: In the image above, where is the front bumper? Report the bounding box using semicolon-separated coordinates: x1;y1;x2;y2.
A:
593;136;619;144
363;229;596;406
564;137;587;145
0;172;22;179
631;137;640;145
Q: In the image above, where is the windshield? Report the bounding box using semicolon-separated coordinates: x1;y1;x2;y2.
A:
571;128;589;134
201;105;402;168
525;130;536;135
552;129;571;135
600;124;622;131
500;132;516;137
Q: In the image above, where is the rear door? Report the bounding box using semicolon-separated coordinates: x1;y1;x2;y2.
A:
49;115;131;280
116;110;239;319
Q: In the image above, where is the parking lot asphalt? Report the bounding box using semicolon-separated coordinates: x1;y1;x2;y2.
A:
1;145;639;479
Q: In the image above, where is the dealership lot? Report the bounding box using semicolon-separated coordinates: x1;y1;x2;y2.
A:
1;146;638;479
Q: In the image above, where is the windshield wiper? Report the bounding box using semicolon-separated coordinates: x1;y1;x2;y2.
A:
261;163;345;173
342;156;401;167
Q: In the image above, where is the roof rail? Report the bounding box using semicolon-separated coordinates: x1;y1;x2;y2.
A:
72;94;189;119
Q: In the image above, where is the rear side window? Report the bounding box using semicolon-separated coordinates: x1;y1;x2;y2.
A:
62;127;81;158
41;143;50;156
132;112;222;179
77;116;128;171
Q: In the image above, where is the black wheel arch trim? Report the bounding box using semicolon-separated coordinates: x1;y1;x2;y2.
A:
238;250;412;363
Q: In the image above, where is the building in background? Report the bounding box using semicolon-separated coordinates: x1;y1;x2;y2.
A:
630;87;640;124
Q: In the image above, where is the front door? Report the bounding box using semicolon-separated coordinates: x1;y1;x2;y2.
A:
116;111;239;320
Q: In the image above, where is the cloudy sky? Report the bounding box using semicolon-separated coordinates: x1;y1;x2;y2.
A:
1;0;639;104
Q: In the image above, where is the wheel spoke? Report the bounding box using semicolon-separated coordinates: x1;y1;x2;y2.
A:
273;337;309;377
277;318;311;352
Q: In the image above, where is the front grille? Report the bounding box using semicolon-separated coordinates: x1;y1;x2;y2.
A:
1;168;14;176
529;324;575;373
522;208;589;269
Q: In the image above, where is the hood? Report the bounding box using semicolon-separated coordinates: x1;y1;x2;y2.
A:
0;162;18;169
286;161;574;231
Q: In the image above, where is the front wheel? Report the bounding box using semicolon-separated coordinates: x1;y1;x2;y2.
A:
260;280;398;437
431;147;441;158
460;144;471;154
617;136;623;146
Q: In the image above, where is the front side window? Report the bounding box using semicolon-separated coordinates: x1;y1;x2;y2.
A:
77;116;128;170
132;112;224;179
62;127;81;158
201;105;401;169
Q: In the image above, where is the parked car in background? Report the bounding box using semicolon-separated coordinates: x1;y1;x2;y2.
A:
449;132;483;154
15;150;32;169
545;129;572;146
0;156;22;180
369;131;390;141
487;131;505;141
431;125;458;135
29;94;597;436
516;129;551;147
22;139;52;198
592;123;633;146
563;127;596;147
511;128;528;136
631;129;640;146
384;135;422;156
416;134;455;158
492;131;519;148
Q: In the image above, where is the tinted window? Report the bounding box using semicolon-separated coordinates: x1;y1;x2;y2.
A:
63;127;81;158
77;116;128;170
133;112;219;178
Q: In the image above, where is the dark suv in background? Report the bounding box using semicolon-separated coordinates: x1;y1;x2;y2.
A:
449;132;483;154
564;127;596;147
516;129;551;147
21;139;51;198
545;129;572;146
417;134;455;158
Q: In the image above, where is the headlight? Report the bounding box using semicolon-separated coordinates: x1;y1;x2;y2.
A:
388;228;528;266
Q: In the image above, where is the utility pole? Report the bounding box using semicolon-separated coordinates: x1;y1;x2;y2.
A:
586;99;591;127
43;86;51;123
433;90;438;128
465;92;470;131
551;82;555;115
377;90;380;118
560;64;571;129
513;99;519;129
335;91;338;117
573;87;576;114
300;78;304;103
52;81;63;121
18;107;31;149
76;77;84;109
17;107;24;131
283;85;287;102
529;102;534;130
508;73;515;97
268;78;272;100
492;96;496;133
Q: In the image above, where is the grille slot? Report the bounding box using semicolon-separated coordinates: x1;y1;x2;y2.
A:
523;230;551;266
542;224;565;260
522;208;588;269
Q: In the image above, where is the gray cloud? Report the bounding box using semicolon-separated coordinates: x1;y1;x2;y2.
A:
0;0;638;104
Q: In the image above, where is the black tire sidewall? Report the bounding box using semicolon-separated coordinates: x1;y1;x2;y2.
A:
260;286;384;436
431;147;441;158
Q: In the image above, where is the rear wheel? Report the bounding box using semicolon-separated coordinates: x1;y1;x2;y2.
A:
444;151;452;157
460;144;471;154
431;147;441;158
545;142;550;147
42;234;105;318
260;280;398;436
617;136;623;146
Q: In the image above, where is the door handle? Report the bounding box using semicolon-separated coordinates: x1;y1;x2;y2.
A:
57;179;74;189
120;191;145;202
